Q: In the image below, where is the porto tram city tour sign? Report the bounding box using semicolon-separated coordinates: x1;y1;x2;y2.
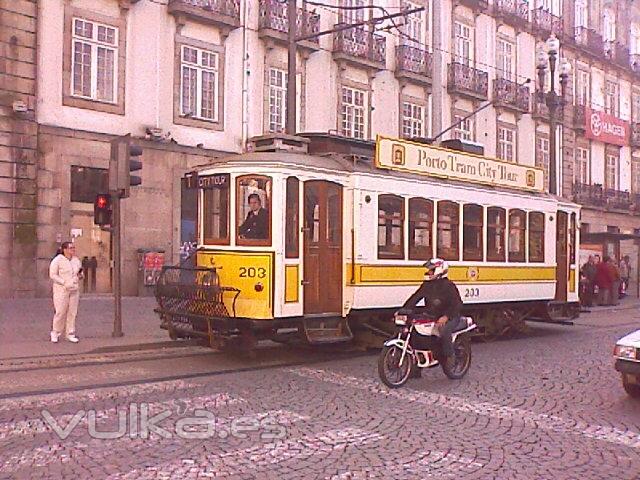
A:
375;136;545;193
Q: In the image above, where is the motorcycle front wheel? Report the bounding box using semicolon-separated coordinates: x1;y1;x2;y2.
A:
441;335;472;380
378;345;412;388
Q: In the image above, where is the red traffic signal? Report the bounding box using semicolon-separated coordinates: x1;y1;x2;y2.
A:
94;193;112;226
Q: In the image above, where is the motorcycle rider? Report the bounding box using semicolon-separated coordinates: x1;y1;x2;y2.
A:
401;258;462;364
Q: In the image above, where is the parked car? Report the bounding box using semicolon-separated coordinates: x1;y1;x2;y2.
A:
614;329;640;398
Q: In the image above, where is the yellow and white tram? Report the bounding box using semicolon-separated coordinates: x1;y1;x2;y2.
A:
160;135;580;346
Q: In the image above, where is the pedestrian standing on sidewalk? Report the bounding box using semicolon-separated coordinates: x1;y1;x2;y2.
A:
595;256;613;306
580;255;597;307
49;241;83;343
619;255;631;296
608;258;621;306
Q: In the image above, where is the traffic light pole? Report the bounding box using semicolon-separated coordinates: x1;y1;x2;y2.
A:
112;193;123;337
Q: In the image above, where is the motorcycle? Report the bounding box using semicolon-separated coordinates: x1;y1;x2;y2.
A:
377;309;477;388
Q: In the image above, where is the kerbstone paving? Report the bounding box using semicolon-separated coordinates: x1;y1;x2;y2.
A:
1;308;640;479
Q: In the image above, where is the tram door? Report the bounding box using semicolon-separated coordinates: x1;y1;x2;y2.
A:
303;181;343;314
555;211;569;301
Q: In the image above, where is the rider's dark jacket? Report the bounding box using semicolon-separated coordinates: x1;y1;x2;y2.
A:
402;277;463;320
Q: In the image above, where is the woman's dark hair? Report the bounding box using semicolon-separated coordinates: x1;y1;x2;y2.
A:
61;241;73;251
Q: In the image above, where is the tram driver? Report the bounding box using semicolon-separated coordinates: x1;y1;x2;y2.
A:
401;258;463;365
238;193;269;239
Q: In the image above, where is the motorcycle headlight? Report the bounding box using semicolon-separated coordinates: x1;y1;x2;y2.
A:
394;314;408;325
614;345;637;360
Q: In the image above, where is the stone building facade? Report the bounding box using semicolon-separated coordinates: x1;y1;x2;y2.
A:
2;0;640;297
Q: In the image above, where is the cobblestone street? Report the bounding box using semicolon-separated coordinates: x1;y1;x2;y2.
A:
1;308;640;479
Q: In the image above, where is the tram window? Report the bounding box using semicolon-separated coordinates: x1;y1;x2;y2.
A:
570;213;577;265
508;210;526;262
409;198;433;260
487;207;506;262
378;195;405;259
437;201;459;261
202;174;230;245
528;212;545;263
463;204;483;261
285;177;299;258
236;175;272;246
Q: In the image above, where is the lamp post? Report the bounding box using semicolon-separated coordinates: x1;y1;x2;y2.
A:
536;35;571;195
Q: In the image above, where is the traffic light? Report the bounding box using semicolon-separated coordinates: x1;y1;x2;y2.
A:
109;134;143;198
94;193;112;226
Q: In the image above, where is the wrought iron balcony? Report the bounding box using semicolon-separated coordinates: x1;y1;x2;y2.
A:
532;7;563;38
168;0;240;30
573;105;586;131
447;62;488;100
573;183;633;211
531;93;550;121
259;0;320;49
574;27;603;57
493;0;529;27
333;27;386;70
395;45;433;85
493;78;529;113
632;123;640;148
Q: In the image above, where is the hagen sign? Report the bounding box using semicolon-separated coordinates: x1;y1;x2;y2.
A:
584;108;629;146
375;136;544;192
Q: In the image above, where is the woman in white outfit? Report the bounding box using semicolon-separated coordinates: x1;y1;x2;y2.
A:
49;241;83;343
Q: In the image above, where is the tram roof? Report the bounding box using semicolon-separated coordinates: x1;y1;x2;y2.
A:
196;150;577;205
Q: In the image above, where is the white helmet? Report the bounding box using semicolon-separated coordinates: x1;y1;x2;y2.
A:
424;258;449;281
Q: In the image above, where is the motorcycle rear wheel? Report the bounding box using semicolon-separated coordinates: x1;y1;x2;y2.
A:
378;345;412;388
441;335;472;380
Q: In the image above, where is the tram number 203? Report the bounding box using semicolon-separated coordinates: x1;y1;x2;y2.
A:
239;267;267;279
464;288;480;299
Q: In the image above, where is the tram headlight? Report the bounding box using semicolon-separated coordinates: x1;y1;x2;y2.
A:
614;345;637;360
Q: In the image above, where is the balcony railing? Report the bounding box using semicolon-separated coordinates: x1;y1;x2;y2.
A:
395;45;433;83
493;0;529;27
447;62;488;100
333;27;386;68
573;105;586;130
574;27;603;56
456;0;490;12
168;0;240;28
533;8;563;37
259;0;320;44
493;78;529;112
632;123;640;148
573;183;633;210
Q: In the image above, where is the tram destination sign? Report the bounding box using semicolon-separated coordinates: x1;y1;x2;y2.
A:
375;136;544;192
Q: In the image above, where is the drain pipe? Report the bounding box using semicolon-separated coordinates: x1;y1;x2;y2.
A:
241;0;249;151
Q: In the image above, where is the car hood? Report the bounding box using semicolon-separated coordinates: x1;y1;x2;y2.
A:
617;329;640;347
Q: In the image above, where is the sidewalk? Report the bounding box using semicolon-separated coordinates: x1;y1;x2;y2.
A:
572;295;640;328
0;295;173;361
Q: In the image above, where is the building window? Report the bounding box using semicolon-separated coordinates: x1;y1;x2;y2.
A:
605;80;619;117
528;212;545;263
603;8;616;42
463;204;483;261
70;166;108;204
340;0;366;24
632;93;640;123
631;24;640;55
71;18;118;103
536;136;550;190
267;68;287;133
341;86;366;139
605;153;619;190
402;0;427;47
575;70;589;107
180;46;219;121
402;101;425;139
575;147;589;185
236;175;272;246
453;115;473;141
496;38;514;80
497;126;516;163
378;195;405;259
487;207;506;262
437;201;459;261
508;209;526;262
454;22;472;65
632;157;640;194
285;177;299;258
409;198;433;260
574;0;587;29
202;174;230;245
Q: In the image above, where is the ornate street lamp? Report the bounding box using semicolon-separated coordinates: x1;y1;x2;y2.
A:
536;35;572;195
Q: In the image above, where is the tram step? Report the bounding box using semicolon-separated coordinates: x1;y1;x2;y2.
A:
302;317;354;344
